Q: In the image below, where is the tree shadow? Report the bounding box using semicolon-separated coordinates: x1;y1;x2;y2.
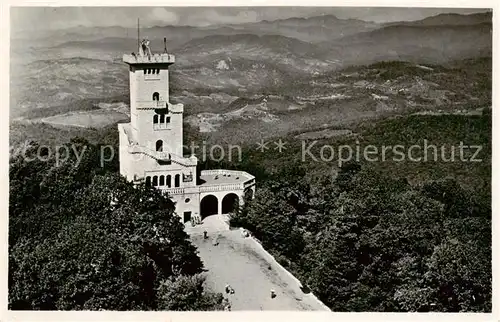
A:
300;285;311;294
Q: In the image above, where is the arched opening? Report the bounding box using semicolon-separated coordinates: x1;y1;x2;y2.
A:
222;193;240;214
152;176;158;186
244;188;254;201
153;114;159;124
174;174;180;187
200;195;218;219
166;175;171;188
153;92;159;101
156;140;163;152
159;175;165;186
145;176;151;186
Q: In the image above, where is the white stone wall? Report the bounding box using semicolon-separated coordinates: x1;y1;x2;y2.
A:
134;109;184;157
118;124;132;181
168;191;201;222
128;64;184;157
132;65;170;103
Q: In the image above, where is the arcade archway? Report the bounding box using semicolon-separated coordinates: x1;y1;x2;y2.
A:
200;195;218;219
221;193;239;214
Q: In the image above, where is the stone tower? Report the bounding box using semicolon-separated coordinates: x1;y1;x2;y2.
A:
118;39;255;224
124;46;183;157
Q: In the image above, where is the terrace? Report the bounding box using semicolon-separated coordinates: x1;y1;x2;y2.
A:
199;170;255;187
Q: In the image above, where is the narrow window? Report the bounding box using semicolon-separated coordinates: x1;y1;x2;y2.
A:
156;140;163;152
160;114;165;124
166;175;171;188
144;69;146;74
152;176;158;186
153;115;159;124
157;68;160;74
145;176;151;186
165;104;169;113
147;69;151;74
153;92;159;101
166;117;171;123
159;175;165;186
175;174;180;187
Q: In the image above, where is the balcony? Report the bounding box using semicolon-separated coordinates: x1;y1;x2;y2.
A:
162;187;185;195
135;101;184;112
127;144;198;166
198;183;245;193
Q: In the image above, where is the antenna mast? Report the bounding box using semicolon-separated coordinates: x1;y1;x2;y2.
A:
137;18;140;53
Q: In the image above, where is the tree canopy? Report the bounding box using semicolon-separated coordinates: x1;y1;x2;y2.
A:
9;139;223;310
231;162;491;312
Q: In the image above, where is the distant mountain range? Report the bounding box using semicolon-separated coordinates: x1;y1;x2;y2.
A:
384;12;492;27
10;11;492;120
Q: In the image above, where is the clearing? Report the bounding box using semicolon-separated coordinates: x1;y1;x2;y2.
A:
187;216;329;311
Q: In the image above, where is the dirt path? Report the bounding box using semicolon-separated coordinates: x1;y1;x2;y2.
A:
190;229;330;311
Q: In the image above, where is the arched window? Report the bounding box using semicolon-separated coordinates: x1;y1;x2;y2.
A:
175;174;180;187
166;117;171;123
153;115;159;124
156;69;160;74
159;175;165;186
144;69;146;74
166;175;172;188
145;176;151;186
156;140;163;152
165;104;169;113
152;176;158;186
153;92;159;101
147;69;151;74
160;114;165;124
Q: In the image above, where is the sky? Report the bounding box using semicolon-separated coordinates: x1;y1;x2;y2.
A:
11;7;491;31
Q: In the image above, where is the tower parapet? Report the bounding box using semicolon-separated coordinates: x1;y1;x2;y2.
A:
123;53;175;64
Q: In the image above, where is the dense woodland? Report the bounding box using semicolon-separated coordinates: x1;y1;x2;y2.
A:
222;111;492;312
231;163;491;311
9;111;491;311
9;139;224;310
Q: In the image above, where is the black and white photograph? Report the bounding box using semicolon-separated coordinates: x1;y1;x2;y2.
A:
6;5;495;314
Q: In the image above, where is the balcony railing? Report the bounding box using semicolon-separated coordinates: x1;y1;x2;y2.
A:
127;145;198;166
123;53;175;64
134;101;184;112
162;187;185;195
198;183;244;193
200;169;255;183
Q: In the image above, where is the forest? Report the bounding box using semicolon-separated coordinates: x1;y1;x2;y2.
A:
222;111;492;312
231;162;491;311
9;139;224;310
9;112;491;311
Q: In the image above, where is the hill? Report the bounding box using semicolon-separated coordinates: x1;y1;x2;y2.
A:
385;12;492;27
225;14;380;43
332;22;492;65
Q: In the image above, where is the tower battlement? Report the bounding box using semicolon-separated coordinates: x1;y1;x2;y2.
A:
123;53;175;64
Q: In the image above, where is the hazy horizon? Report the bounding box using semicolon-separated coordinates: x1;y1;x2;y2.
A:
11;7;491;32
